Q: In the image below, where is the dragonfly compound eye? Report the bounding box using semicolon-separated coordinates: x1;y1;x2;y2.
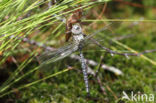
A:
71;24;82;35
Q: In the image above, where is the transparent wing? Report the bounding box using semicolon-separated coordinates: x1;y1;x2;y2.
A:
39;42;78;66
81;22;116;46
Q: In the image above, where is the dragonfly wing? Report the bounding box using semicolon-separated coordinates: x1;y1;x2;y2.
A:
39;43;78;66
82;22;123;49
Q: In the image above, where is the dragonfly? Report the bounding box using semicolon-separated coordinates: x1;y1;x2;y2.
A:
38;23;104;95
38;21;122;96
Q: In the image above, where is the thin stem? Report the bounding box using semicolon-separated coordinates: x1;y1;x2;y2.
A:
89;37;156;56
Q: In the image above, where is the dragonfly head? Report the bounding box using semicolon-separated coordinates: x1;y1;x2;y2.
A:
71;24;82;35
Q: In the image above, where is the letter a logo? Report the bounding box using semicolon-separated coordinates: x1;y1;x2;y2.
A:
122;91;130;100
